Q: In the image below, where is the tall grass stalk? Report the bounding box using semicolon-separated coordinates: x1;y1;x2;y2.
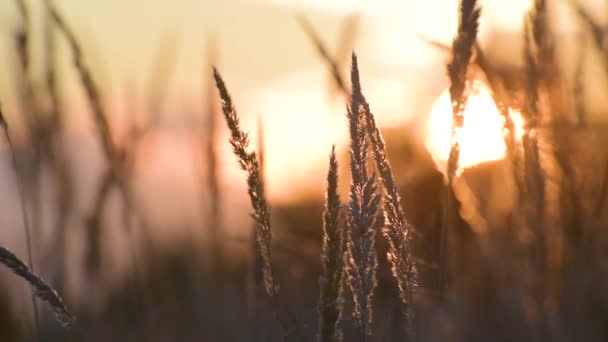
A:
446;0;480;184
50;7;115;159
317;145;345;342
298;16;349;94
522;3;556;337
144;33;179;130
568;0;608;75
44;0;74;294
51;6;115;273
0;246;74;328
213;68;278;297
204;36;223;271
356;84;417;339
50;3;141;254
573;33;586;127
302;30;417;336
345;54;381;341
13;0;38;133
522;0;547;264
440;0;480;293
50;6;144;320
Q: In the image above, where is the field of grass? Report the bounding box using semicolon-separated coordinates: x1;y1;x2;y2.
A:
1;0;608;341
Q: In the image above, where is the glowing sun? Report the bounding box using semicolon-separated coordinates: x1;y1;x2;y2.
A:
426;81;524;172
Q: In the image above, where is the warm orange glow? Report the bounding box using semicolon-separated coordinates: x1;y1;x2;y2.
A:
426;81;524;173
233;71;349;203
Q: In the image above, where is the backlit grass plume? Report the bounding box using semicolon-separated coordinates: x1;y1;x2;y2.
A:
317;145;345;342
354;70;417;339
0;246;75;328
440;0;481;295
520;1;548;251
344;53;381;341
446;0;480;182
213;68;278;297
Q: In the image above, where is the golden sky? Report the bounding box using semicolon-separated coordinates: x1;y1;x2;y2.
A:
0;0;602;202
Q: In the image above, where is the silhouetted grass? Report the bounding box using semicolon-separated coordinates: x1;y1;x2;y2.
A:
317;145;345;342
344;54;381;341
213;68;278;298
0;246;74;328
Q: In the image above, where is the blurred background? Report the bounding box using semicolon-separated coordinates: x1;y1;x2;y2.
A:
0;0;607;340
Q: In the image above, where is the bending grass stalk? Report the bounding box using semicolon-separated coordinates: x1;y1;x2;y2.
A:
51;6;145;321
0;105;40;334
0;245;75;328
49;6;116;160
212;68;278;297
297;15;349;94
317;146;345;342
50;3;141;252
345;53;381;341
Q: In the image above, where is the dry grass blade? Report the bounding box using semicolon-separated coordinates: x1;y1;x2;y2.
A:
446;0;481;182
143;32;180;131
335;14;360;69
568;0;608;75
49;6;116;160
474;43;523;193
43;0;74;294
317;145;345;342
345;53;380;341
13;0;39;138
518;5;551;335
203;34;223;272
14;0;30;72
573;33;586;127
51;5;145;283
213;68;278;297
298;15;349;94
523;18;540;124
439;0;480;298
0;102;40;334
522;2;547;220
44;0;62;129
0;246;75;328
85;172;114;274
355;81;417;339
568;0;604;50
529;0;565;120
